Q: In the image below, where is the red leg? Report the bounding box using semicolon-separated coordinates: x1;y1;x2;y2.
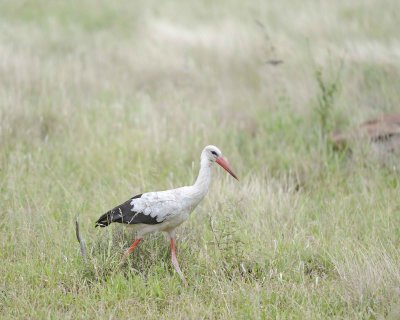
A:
170;238;187;285
124;238;142;257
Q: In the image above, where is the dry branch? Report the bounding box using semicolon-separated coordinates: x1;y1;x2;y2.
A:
75;215;87;263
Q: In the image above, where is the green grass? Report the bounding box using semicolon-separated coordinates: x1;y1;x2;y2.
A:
1;0;400;318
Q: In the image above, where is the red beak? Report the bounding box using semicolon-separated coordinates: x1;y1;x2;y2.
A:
216;157;239;180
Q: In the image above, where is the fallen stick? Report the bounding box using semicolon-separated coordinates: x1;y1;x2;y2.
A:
75;215;87;263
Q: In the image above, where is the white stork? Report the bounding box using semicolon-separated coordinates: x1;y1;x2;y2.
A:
95;145;238;283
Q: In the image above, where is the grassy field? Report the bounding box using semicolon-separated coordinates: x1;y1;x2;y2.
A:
1;0;400;318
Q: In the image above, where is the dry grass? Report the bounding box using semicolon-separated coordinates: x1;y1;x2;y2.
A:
1;0;399;318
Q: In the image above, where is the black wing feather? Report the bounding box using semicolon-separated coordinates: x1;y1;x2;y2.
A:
95;194;161;227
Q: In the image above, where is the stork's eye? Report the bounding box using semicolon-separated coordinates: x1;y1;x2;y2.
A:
211;151;218;156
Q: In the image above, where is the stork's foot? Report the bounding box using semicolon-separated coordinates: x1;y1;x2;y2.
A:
170;238;188;286
172;253;187;285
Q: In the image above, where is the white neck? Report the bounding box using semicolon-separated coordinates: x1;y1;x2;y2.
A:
192;152;212;198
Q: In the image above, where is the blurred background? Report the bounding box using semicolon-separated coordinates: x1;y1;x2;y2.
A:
1;0;399;318
1;1;399;175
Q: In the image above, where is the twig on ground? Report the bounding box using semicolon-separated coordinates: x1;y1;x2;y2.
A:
75;215;87;264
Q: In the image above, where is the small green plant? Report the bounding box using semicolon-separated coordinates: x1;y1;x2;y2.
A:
314;65;342;138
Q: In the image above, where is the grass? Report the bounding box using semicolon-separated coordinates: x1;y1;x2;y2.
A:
1;0;400;318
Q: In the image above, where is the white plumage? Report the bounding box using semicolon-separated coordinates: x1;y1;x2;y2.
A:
95;145;238;283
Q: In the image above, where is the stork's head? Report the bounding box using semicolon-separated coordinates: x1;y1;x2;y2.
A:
203;145;239;180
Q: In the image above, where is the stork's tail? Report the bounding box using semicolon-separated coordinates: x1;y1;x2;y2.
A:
94;211;112;228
